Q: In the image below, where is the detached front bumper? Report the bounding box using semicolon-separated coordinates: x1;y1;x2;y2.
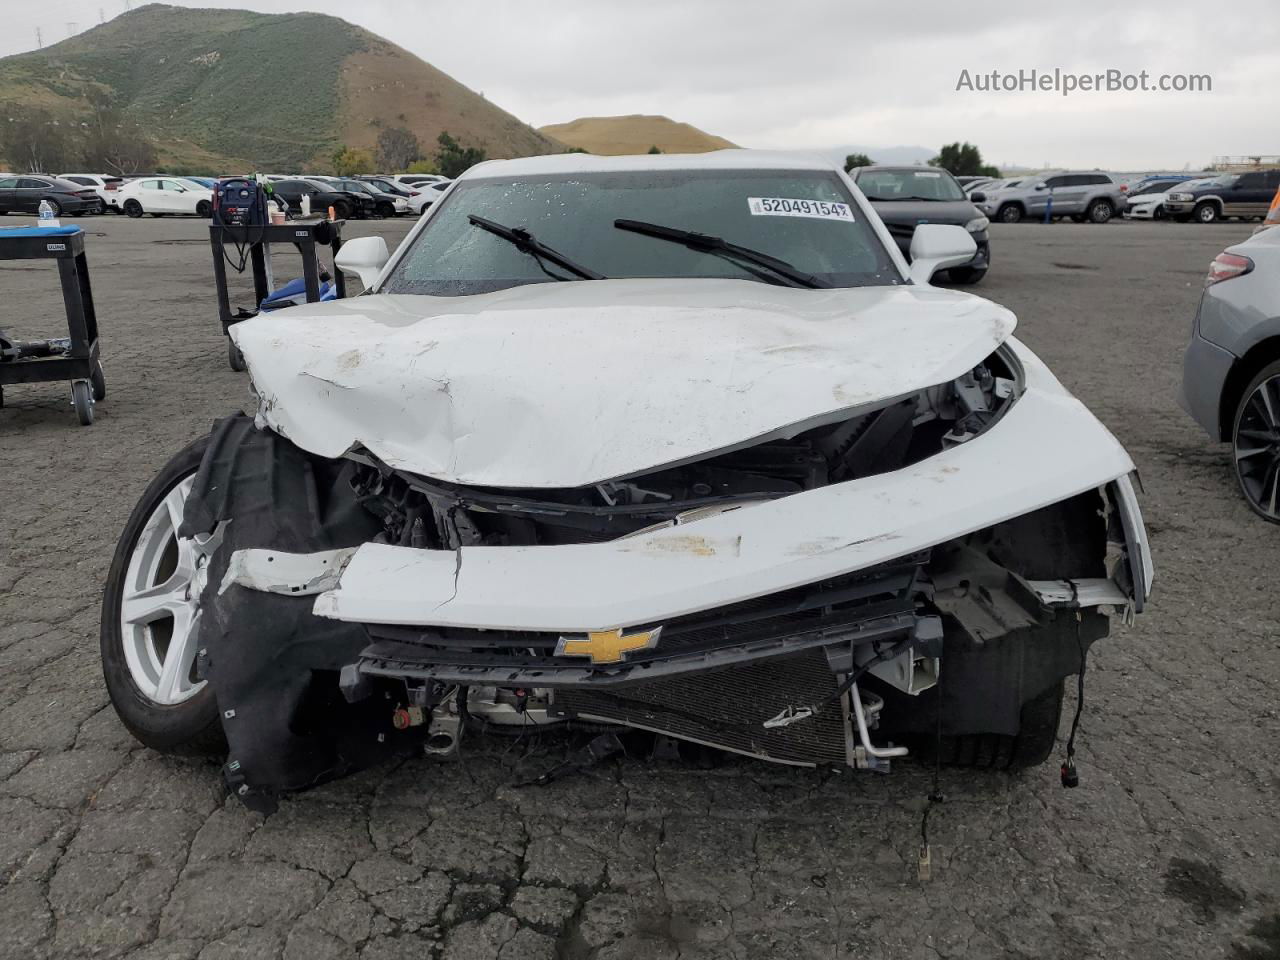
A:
224;340;1151;657
306;360;1143;635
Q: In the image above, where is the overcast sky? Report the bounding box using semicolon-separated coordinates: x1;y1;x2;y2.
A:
3;0;1276;170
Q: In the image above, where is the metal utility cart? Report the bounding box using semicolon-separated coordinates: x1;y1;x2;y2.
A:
0;225;105;426
209;219;347;371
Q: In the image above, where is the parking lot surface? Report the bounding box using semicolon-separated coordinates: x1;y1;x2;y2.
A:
1;217;1277;960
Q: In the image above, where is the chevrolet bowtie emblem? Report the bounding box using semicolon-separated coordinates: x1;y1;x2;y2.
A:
555;627;662;664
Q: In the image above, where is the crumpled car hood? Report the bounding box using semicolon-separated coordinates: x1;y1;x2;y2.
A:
233;278;1015;488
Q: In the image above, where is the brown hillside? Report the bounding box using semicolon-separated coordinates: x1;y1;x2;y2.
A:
539;115;738;155
0;4;564;172
336;37;565;166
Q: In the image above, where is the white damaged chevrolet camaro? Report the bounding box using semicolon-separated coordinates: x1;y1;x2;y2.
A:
101;151;1152;808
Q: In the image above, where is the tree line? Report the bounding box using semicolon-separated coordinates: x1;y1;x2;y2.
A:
331;129;487;179
844;142;1001;178
0;104;490;179
0;97;156;175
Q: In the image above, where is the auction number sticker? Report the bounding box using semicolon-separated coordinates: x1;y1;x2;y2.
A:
748;197;855;221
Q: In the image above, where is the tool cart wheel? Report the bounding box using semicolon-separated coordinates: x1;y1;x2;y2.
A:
71;379;94;426
227;339;247;372
91;362;107;402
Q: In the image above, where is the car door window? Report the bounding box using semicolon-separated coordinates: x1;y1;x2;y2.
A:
1234;173;1264;192
1042;176;1067;189
0;177;18;189
18;178;50;189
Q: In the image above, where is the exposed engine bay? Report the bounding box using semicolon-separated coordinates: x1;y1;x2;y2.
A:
347;354;1019;548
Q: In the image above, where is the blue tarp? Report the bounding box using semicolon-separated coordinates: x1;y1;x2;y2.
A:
0;225;83;239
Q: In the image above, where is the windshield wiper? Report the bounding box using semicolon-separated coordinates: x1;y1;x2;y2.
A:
469;215;604;281
614;219;829;289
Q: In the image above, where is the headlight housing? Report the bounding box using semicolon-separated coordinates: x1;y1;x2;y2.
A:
965;216;989;233
1168;193;1193;202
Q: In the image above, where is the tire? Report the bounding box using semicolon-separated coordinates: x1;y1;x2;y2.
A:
71;379;94;426
948;266;987;285
1194;201;1219;224
1153;206;1166;221
100;436;227;754
333;200;352;220
196;200;212;218
996;203;1023;224
1086;199;1114;223
90;362;107;402
928;681;1064;770
123;199;143;218
1231;359;1280;523
44;199;62;217
227;338;247;372
376;201;395;219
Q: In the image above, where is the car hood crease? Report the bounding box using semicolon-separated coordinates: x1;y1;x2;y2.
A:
233;278;1016;488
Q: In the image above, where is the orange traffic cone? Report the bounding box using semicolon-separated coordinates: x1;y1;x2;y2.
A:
1264;184;1280;228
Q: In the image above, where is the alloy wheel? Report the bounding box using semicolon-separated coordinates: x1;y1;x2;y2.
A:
1234;374;1280;520
119;475;224;704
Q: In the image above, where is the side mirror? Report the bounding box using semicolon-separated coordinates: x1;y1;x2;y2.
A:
335;236;390;290
970;191;986;203
1034;183;1048;191
908;224;977;285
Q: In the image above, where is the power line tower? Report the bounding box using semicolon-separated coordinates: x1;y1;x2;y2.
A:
35;27;43;48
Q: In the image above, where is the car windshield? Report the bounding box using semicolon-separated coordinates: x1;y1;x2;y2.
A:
856;170;966;201
381;169;902;296
1209;174;1239;187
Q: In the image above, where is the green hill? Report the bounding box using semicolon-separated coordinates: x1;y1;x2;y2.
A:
0;4;564;172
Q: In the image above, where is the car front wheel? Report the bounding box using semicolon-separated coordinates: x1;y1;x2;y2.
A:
1194;201;1219;223
123;199;144;218
997;204;1023;223
1233;360;1280;523
1086;200;1114;223
100;437;227;753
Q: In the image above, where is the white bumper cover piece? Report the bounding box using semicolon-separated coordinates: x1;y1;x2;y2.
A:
307;341;1147;633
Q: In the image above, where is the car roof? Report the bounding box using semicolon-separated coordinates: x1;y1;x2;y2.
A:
854;164;952;175
461;149;837;180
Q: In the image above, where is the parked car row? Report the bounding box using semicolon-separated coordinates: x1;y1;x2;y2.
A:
0;175;106;216
0;171;453;219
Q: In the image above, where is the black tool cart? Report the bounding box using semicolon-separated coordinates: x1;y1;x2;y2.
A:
0;225;106;426
209;218;347;371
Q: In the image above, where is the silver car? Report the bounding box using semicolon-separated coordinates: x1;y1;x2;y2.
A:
1179;226;1280;520
978;171;1127;224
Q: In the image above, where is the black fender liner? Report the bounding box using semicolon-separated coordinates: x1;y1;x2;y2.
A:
179;414;409;811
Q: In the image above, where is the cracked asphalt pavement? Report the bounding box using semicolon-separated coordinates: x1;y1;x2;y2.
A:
1;217;1278;960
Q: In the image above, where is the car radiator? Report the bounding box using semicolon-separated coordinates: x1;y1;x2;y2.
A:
554;648;850;766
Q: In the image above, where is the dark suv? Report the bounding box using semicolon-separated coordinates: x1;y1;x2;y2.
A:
270;179;376;220
1164;169;1280;223
0;175;102;216
850;165;991;283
